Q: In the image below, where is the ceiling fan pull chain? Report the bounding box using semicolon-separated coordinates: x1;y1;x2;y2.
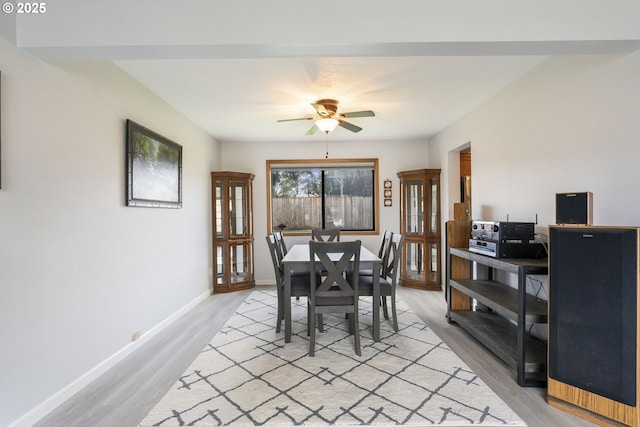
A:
325;133;329;158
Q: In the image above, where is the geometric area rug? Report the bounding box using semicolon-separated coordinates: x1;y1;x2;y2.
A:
140;290;526;426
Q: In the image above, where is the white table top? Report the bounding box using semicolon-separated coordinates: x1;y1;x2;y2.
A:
282;243;381;264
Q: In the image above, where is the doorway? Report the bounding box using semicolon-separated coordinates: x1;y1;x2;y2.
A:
459;147;471;219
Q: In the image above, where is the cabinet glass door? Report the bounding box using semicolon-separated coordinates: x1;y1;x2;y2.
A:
428;241;440;282
230;243;250;283
405;179;424;234
215;180;224;238
229;181;247;237
405;242;424;281
428;176;439;236
215;246;225;285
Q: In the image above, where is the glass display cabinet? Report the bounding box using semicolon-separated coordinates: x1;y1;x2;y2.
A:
211;171;255;293
397;169;441;290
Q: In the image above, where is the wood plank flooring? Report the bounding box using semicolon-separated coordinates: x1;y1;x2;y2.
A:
35;285;598;427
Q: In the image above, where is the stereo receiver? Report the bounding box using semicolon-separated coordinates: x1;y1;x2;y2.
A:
471;220;535;242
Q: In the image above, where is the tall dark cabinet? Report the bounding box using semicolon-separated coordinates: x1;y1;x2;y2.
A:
211;171;255;293
548;225;640;426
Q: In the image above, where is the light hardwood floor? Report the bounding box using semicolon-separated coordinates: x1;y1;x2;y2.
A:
35;285;598;427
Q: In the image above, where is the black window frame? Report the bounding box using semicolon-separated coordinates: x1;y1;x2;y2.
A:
267;158;379;236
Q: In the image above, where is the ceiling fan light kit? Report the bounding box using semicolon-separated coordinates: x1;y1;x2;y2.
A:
316;118;339;133
278;98;375;135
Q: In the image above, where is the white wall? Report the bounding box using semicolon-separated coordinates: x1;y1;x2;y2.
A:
431;51;640;229
220;139;430;283
0;38;220;426
429;51;640;331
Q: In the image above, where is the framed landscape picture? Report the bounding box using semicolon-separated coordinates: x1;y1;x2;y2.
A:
126;119;182;208
1;70;2;189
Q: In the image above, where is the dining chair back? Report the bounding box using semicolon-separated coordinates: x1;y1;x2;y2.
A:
359;230;393;277
358;233;404;332
273;231;288;258
266;235;312;333
311;228;340;242
308;240;361;356
381;233;404;331
378;230;393;258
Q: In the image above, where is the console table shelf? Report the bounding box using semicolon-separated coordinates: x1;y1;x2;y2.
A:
449;279;548;323
446;247;548;387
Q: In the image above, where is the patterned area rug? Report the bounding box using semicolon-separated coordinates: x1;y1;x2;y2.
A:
140;290;526;426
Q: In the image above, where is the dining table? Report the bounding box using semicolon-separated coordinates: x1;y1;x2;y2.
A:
281;242;382;343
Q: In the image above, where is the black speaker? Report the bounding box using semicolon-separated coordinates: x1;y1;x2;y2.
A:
549;226;638;407
555;192;593;225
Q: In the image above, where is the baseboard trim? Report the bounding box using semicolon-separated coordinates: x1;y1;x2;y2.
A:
8;289;211;427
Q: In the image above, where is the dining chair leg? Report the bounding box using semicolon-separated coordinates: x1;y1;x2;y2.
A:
353;310;361;356
307;314;324;335
309;306;316;356
276;294;284;333
381;296;390;319
391;297;399;332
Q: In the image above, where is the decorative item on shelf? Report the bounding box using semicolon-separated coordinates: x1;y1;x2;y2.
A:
383;179;392;207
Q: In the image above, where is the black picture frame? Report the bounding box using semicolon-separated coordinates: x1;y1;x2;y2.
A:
126;119;182;208
1;69;3;189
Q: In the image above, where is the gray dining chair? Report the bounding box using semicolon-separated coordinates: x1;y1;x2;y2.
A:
359;229;393;277
308;240;361;356
273;231;288;258
311;228;340;242
266;234;313;333
358;233;404;332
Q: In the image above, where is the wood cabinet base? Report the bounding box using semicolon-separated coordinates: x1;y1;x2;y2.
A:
548;379;638;426
214;281;255;294
400;280;441;291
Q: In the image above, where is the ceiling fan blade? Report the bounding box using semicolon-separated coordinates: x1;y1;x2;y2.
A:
306;124;319;135
277;117;313;122
342;110;375;118
311;102;329;117
339;120;362;133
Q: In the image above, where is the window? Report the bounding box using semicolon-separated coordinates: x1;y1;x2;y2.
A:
267;159;379;234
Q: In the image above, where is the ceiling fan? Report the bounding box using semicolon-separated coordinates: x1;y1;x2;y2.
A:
277;99;375;135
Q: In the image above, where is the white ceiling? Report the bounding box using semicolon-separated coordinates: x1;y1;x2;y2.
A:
114;55;548;143
6;1;639;144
